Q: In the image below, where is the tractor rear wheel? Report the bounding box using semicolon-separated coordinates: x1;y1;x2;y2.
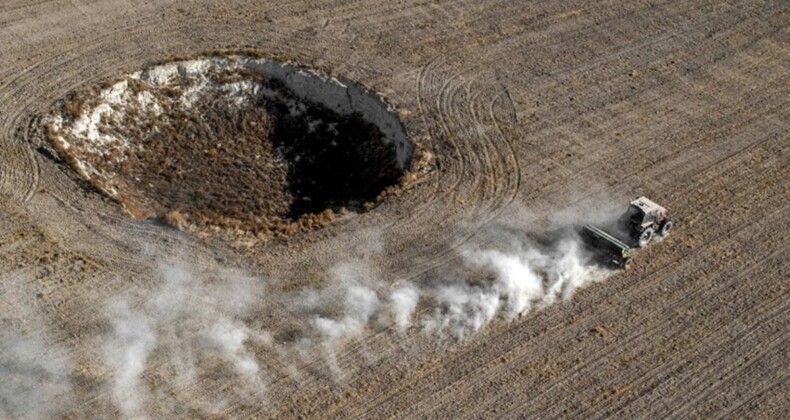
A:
621;258;633;270
638;227;654;248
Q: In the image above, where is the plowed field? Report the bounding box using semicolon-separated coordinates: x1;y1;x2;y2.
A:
0;0;787;418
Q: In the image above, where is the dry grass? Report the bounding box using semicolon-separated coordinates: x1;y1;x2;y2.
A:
43;59;415;240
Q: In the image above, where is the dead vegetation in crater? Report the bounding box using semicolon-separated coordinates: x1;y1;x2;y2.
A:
45;58;419;240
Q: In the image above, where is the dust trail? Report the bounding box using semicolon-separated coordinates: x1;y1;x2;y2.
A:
421;283;499;340
0;271;73;419
305;282;422;375
101;264;269;417
411;200;620;339
103;299;156;418
424;233;608;339
93;204;620;406
304;209;616;346
293;255;422;375
314;284;381;343
0;329;73;419
312;283;381;376
386;285;420;333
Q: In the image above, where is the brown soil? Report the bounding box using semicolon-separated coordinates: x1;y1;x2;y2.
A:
113;86;291;226
1;0;787;418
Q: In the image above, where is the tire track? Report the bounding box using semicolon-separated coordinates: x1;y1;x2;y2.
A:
718;372;788;419
416;212;785;418
2;0;789;417
314;60;775;416
647;307;788;418
351;130;787;417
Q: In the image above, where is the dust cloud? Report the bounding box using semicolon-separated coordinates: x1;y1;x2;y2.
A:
0;271;73;419
422;234;608;339
297;207;615;354
0;204;621;416
0;329;73;419
101;264;269;417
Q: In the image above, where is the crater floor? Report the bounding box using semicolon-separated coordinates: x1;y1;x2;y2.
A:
45;56;412;235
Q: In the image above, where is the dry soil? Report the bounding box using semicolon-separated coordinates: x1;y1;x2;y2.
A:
0;0;787;418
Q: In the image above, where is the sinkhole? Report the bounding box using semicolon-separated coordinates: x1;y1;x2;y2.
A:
45;55;413;234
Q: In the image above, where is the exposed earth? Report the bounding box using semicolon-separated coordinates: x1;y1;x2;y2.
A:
43;56;409;236
0;0;787;418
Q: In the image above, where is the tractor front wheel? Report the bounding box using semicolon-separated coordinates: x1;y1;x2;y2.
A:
659;219;673;237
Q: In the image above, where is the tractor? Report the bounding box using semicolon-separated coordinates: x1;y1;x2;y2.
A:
620;196;673;247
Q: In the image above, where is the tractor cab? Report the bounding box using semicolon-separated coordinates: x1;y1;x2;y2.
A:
620;196;672;247
624;197;666;229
